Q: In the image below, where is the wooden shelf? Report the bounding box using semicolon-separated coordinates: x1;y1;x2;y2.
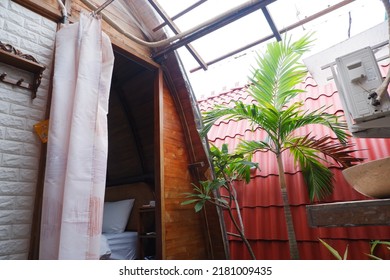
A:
139;234;156;239
0;41;45;99
138;206;156;259
306;198;390;227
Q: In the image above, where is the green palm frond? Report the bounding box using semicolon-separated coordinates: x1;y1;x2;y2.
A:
201;101;279;140
277;101;306;141
293;110;350;144
201;105;237;137
287;135;364;200
249;33;314;109
236;139;273;155
286;135;364;168
302;156;334;200
278;104;349;144
287;138;334;200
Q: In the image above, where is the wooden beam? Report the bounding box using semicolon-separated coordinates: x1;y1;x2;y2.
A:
12;0;63;21
306;199;390;227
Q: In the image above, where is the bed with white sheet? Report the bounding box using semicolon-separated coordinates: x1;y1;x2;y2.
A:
100;231;138;260
100;198;138;260
100;182;155;260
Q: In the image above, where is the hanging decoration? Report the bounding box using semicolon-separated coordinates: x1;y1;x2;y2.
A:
33;119;49;143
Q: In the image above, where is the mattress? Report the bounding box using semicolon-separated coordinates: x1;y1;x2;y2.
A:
103;231;138;260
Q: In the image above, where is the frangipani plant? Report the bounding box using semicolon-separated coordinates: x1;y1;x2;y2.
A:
182;143;259;259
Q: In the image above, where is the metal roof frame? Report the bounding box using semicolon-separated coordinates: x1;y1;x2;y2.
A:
147;0;208;70
150;0;279;67
189;0;355;72
87;0;356;73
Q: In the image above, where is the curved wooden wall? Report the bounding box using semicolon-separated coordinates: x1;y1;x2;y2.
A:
160;81;209;259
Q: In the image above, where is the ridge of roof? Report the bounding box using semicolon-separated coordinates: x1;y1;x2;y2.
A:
197;85;249;102
198;74;323;109
209;129;343;142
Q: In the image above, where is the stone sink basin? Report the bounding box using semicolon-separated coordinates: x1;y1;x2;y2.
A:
342;156;390;199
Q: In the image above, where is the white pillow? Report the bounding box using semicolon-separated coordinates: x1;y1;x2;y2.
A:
102;199;135;233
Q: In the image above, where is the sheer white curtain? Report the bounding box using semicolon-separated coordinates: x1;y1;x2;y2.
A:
39;12;114;259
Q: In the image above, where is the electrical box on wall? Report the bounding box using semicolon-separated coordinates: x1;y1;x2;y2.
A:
335;47;390;123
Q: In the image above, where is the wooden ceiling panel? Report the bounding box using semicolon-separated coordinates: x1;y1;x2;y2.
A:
106;52;155;185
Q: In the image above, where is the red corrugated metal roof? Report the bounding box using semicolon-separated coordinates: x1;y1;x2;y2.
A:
198;64;390;260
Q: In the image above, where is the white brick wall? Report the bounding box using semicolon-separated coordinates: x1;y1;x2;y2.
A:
0;0;57;259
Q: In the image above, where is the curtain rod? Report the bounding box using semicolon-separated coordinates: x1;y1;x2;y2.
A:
56;0;115;19
56;0;68;23
92;0;116;16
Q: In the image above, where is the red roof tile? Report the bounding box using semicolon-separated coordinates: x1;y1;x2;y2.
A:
198;68;390;260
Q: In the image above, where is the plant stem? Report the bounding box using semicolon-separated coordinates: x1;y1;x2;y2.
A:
226;206;256;259
227;180;245;234
221;173;252;257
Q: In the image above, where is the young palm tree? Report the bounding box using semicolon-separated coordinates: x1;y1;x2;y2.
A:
201;34;363;260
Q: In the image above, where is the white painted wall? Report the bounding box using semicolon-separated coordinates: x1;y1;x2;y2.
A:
0;0;56;259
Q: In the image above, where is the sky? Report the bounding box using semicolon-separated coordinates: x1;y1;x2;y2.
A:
156;0;386;99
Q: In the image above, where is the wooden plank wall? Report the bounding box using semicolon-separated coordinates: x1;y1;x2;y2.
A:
161;53;229;260
107;70;155;183
70;0;155;66
161;82;209;259
12;0;62;20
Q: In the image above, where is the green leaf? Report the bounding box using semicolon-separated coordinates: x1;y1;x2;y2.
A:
288;135;364;200
366;254;382;260
369;240;390;258
303;159;334;201
180;199;200;206
221;143;229;154
208;144;259;183
343;245;349;260
194;200;205;212
319;239;343;260
237;140;272;154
